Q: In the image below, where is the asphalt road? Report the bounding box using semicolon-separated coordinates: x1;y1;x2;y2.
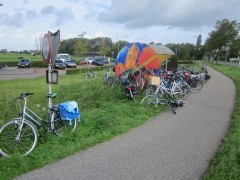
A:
14;67;235;180
0;63;114;80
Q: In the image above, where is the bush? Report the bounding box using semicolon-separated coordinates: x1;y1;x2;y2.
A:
32;61;48;68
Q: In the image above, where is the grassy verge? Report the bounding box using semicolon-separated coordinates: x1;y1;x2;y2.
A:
0;71;165;180
204;63;240;179
0;53;42;62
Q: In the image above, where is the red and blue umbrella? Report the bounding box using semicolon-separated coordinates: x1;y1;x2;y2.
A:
115;42;175;76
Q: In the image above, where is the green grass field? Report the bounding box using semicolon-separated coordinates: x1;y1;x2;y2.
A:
0;71;165;180
0;62;239;180
0;53;81;63
0;53;42;62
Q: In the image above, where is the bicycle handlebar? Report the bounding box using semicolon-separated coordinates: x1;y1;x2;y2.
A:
18;92;34;99
17;92;57;99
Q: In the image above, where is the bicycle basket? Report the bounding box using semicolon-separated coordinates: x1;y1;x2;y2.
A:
148;76;160;86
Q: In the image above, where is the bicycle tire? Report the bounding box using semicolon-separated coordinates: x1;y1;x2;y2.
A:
0;119;37;157
138;77;144;90
129;89;136;102
105;76;114;86
112;76;120;87
141;95;158;107
177;82;190;99
190;80;203;93
50;110;77;137
145;85;156;96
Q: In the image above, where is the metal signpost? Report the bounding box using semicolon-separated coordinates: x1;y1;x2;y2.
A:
42;30;60;124
42;33;53;109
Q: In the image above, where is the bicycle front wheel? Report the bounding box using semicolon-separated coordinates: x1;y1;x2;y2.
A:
50;110;77;137
0;119;37;157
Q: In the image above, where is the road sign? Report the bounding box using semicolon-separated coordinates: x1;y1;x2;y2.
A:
42;33;52;63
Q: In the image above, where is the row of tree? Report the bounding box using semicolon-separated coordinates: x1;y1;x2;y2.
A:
49;19;240;61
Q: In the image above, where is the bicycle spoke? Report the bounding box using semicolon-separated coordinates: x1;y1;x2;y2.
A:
0;120;37;157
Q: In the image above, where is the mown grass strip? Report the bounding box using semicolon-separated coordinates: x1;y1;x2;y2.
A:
204;63;240;179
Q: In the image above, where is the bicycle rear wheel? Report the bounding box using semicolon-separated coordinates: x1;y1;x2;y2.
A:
190;80;203;93
105;76;114;86
141;95;158;107
50;110;77;137
137;77;144;90
0;119;37;157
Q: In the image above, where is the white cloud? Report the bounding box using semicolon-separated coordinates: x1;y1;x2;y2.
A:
98;0;240;29
0;0;239;51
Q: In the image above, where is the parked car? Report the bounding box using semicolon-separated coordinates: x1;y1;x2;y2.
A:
92;58;105;66
57;53;70;63
103;58;109;64
85;57;94;64
18;58;32;68
53;59;66;69
65;59;77;68
79;59;88;65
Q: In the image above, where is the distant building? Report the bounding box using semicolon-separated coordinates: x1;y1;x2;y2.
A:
29;50;40;55
0;49;7;53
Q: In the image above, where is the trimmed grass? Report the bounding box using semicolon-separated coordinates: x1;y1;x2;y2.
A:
0;53;41;62
204;64;240;179
0;71;165;180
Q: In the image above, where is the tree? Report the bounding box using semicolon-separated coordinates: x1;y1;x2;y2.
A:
196;35;202;51
195;34;204;60
75;37;87;56
35;34;43;54
204;19;240;61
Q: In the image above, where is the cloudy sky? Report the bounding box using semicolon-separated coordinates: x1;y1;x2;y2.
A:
0;0;239;51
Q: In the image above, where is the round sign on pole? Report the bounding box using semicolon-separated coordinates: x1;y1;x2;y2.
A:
42;33;52;63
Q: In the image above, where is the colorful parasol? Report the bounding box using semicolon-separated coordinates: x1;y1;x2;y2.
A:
114;42;175;76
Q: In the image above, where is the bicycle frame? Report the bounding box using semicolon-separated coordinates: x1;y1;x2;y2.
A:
19;97;46;127
18;95;55;132
154;79;183;97
85;69;97;78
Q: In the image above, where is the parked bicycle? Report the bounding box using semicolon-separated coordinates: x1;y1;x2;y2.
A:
84;68;97;79
141;94;187;114
102;67;113;85
145;76;189;100
0;93;78;157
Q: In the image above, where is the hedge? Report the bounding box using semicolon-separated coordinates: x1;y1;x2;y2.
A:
66;65;114;75
0;61;48;68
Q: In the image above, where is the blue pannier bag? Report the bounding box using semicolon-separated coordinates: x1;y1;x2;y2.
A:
58;101;80;125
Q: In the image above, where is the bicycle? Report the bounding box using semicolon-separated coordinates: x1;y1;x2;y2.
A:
142;76;189;107
0;63;7;70
130;71;144;90
141;93;187;114
102;67;113;85
0;93;78;157
84;68;97;79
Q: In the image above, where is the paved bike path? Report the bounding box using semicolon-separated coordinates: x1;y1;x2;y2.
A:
15;67;236;180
